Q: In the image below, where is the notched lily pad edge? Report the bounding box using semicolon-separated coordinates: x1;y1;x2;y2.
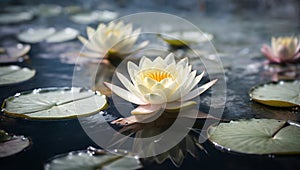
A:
249;80;300;107
207;119;300;157
1;87;109;120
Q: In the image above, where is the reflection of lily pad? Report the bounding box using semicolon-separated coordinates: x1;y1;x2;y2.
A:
158;31;213;47
2;87;107;120
0;65;35;85
0;44;30;63
249;81;300;107
44;147;142;170
0;130;30;158
208;119;300;155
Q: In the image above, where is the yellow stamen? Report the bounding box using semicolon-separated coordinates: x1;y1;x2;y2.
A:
142;69;173;82
105;29;120;36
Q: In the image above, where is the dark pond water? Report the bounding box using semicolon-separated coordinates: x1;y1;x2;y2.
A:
0;0;300;170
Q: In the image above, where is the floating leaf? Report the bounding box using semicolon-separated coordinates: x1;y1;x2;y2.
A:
0;44;30;63
70;10;118;24
0;65;35;85
0;11;34;24
45;28;79;43
158;31;213;47
0;130;30;158
44;147;142;170
208;119;300;155
36;4;62;17
2;87;107;120
249;81;300;107
18;28;56;43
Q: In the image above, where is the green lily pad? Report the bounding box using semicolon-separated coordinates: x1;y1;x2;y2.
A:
0;65;35;86
44;147;142;170
0;130;30;158
2;87;107;120
249;81;300;107
208;119;300;155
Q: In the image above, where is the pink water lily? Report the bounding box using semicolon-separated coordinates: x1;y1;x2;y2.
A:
261;36;300;64
104;53;217;115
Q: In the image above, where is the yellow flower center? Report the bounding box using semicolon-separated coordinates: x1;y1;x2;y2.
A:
142;69;173;82
105;29;120;36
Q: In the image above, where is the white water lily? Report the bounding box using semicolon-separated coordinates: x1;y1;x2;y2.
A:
104;53;217;115
261;36;300;63
78;20;149;60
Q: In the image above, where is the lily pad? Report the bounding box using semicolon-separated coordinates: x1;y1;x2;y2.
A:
208;119;300;155
2;87;107;120
70;10;118;24
17;28;56;43
0;11;34;24
17;27;79;43
158;31;213;47
0;44;30;63
0;130;30;158
249;81;300;107
45;28;79;43
0;65;35;86
44;147;142;170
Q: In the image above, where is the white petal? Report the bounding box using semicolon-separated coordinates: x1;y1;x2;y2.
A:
164;53;176;65
144;93;166;104
116;72;142;97
165;101;197;110
138;84;150;94
181;79;218;101
131;104;162;115
104;82;148;105
86;27;95;40
184;71;204;93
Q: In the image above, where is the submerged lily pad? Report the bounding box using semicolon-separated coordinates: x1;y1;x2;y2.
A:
158;31;213;47
2;87;107;119
0;130;30;158
208;119;300;155
249;81;300;107
0;65;35;85
44;147;142;170
0;44;30;63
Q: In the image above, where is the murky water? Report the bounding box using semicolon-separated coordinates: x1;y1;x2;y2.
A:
0;1;300;169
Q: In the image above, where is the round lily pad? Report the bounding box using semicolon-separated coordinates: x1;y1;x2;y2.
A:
0;130;30;158
158;31;213;47
208;119;300;155
44;147;142;170
249;81;300;107
2;87;107;120
0;65;35;86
